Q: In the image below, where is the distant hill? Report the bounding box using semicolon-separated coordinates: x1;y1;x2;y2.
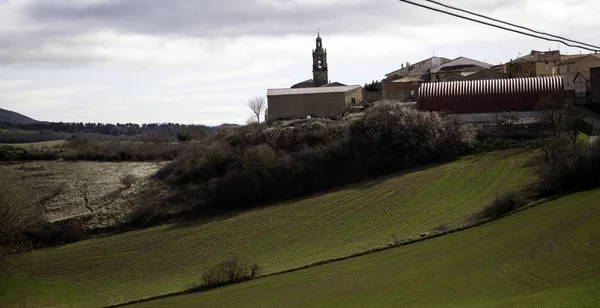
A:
0;108;39;124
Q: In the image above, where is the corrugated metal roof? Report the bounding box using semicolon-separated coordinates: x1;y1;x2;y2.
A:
418;76;565;113
268;85;361;96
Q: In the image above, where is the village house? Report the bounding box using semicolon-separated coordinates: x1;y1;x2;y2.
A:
429;57;493;82
382;57;452;102
464;68;508;81
507;50;561;78
556;54;600;98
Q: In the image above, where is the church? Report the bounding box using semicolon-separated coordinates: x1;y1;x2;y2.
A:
266;33;362;122
291;33;346;88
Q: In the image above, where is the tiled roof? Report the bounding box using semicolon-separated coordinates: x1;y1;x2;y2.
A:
391;76;426;83
512;50;561;64
385;57;452;77
268;85;361;96
560;54;600;65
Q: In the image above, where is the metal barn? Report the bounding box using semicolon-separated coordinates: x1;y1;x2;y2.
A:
417;76;565;113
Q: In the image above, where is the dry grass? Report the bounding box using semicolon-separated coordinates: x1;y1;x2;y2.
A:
0;161;166;229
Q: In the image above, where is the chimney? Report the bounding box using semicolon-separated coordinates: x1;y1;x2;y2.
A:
401;63;404;69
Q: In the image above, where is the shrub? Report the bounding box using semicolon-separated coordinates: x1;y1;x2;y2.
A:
482;192;529;219
201;258;260;287
120;173;138;189
534;137;600;196
0;180;43;261
433;224;450;232
154;103;478;222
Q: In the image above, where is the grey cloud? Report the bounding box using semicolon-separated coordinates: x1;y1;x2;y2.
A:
26;0;504;37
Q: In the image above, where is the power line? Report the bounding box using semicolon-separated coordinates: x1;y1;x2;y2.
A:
397;0;600;53
424;0;600;50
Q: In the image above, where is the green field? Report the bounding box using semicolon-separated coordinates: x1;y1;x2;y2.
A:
133;188;600;308
0;149;534;307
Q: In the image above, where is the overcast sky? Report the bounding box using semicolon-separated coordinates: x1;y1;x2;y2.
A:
0;0;598;125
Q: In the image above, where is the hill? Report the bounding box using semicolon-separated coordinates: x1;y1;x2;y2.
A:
0;108;39;124
0;149;534;307
131;188;600;308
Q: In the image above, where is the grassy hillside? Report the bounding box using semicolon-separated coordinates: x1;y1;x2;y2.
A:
132;188;600;308
0;108;39;124
0;149;534;307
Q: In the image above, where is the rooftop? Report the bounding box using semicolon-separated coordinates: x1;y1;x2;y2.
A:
512;50;561;64
560;54;600;65
391;76;426;83
268;85;362;96
385;57;452;78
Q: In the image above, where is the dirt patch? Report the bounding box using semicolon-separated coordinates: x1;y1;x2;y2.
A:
0;161;169;229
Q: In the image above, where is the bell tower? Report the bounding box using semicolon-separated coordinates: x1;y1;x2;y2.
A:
312;31;328;87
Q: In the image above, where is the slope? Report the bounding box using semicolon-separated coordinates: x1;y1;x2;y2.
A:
0;108;39;124
132;188;600;308
0;149;534;307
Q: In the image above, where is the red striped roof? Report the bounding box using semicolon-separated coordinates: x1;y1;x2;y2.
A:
418;76;565;113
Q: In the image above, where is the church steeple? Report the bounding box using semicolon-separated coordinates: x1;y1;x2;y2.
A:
312;31;328;87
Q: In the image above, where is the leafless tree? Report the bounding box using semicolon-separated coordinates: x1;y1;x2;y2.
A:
247;97;266;123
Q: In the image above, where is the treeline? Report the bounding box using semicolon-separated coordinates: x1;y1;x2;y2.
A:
0;121;222;139
146;103;477;223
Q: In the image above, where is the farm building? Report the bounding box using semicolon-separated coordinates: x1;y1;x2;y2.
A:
417;76;565;114
592;66;600;104
266;85;363;122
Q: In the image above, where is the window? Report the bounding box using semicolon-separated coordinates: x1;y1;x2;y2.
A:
410;90;415;96
545;61;548;64
567;66;570;73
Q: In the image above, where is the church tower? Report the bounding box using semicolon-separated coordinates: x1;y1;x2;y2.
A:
312;32;328;87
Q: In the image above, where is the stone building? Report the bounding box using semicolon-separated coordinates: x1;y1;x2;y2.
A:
267;85;363;122
291;33;330;88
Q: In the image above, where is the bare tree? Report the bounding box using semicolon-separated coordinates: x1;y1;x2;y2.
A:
247;97;266;123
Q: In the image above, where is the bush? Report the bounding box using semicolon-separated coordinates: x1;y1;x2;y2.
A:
0;179;43;261
534;138;600;196
433;224;450;232
155;103;478;221
201;258;260;287
120;173;138;189
482;192;529;219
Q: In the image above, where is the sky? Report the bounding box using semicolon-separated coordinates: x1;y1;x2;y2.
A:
0;0;598;126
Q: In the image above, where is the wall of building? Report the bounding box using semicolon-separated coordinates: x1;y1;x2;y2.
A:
591;67;600;103
344;87;364;105
383;81;422;102
535;60;559;76
560;63;577;91
267;92;345;121
508;62;537;78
